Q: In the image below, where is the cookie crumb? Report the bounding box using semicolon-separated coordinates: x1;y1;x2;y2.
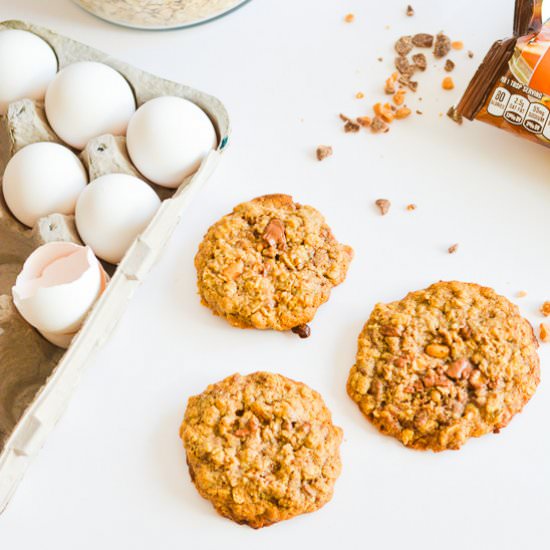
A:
406;203;417;211
355;91;365;99
444;59;455;72
434;32;452;58
467;50;474;58
442;76;455;90
540;323;550;343
540;301;550;316
406;4;414;16
516;290;528;298
371;116;389;133
316;145;333;161
395;55;414;76
395;35;414;56
412;33;434;48
447;105;463;124
375;198;391;215
448;243;459;254
452;40;464;50
377;56;384;62
412;52;427;71
291;324;311;338
416;109;423;115
339;113;361;133
344;13;355;23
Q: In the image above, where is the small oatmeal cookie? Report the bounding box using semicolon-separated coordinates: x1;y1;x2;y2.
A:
180;372;343;528
195;194;353;331
347;281;540;451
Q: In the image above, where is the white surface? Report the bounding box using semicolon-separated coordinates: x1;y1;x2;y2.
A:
0;1;549;549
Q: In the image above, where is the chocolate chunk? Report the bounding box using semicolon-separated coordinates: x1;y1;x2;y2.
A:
412;52;427;71
291;324;311;338
263;219;287;250
434;33;451;58
412;33;434;48
395;35;413;56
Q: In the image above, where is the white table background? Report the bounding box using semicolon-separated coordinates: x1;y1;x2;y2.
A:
1;0;549;548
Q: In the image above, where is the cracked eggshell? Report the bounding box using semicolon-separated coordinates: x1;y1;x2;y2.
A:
2;142;88;227
45;61;136;149
0;29;58;114
75;173;161;264
12;242;107;339
126;96;217;188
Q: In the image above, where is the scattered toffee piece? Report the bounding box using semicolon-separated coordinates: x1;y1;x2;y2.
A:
375;198;391;215
395;106;411;119
316;145;333;161
540;301;550;316
447;105;463;124
263;219;287;250
355;91;365;99
448;243;459;254
442;76;455;90
412;52;427;71
356;116;372;127
444;59;455;72
433;32;451;58
385;72;399;94
406;203;417;211
395;35;413;56
451;40;464;50
516;290;528;298
340;113;361;133
393;89;406;105
412;33;434;48
344;13;355;23
406;4;414;16
291;324;311;338
540;323;550;343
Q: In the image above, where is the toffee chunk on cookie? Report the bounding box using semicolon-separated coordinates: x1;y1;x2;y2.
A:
347;281;540;451
180;372;343;528
195;194;353;332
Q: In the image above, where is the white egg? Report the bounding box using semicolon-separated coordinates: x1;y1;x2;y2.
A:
75;173;161;264
126;96;217;188
45;61;136;149
0;30;58;114
12;242;107;345
2;142;88;227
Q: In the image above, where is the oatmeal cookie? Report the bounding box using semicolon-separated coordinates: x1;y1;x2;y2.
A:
195;194;353;332
347;281;540;451
180;372;343;528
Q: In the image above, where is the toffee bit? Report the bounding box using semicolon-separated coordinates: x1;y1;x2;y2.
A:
316;145;333;161
540;301;550;316
539;323;550;343
442;76;455;90
406;4;414;16
516;290;528;298
434;32;452;58
393;89;407;105
412;33;434;48
373;102;395;123
448;243;459;254
344;13;355;23
355;91;365;99
385;72;399;94
444;59;455;72
447;105;463;124
412;52;427;71
395;106;411;119
451;40;464;50
375;198;391;215
291;324;311;339
356;116;372;127
406;203;417;211
395;35;413;56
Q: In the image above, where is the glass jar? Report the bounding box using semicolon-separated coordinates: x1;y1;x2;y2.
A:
73;0;250;30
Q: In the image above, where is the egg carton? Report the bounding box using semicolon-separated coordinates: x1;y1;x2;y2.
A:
0;20;230;513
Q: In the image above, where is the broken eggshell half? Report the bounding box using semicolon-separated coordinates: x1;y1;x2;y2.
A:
12;242;107;347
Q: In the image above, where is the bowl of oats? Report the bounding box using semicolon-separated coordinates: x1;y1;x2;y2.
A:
72;0;251;30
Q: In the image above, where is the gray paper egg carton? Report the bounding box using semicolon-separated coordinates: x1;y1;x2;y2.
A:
0;20;229;513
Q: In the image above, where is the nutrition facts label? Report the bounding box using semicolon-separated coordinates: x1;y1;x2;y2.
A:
488;85;550;138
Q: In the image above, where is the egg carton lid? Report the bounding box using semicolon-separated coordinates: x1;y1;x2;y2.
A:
0;19;230;513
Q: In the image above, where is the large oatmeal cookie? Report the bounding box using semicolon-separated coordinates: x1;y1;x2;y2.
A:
180;372;343;528
347;281;540;451
194;194;353;332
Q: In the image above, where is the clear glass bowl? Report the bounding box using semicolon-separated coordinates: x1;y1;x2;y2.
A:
72;0;250;30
